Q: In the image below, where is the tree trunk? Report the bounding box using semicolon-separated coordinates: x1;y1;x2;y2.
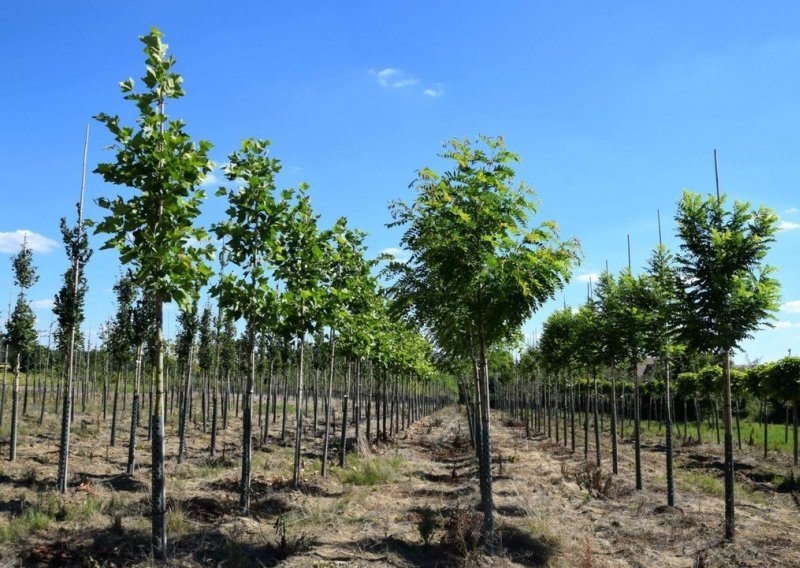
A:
127;344;144;475
151;298;167;561
610;364;619;474
240;326;256;515
633;359;642;490
721;351;735;541
321;330;336;477
292;337;306;489
478;332;494;551
111;369;121;446
664;357;674;507
177;346;194;464
339;359;350;467
9;354;20;461
593;371;601;467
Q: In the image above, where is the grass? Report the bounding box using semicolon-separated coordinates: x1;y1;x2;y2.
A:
677;471;769;505
639;416;798;455
338;454;405;486
167;503;190;536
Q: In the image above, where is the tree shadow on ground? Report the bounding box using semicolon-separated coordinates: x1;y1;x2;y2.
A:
184;526;318;567
24;525;150;567
76;472;148;492
351;535;452;567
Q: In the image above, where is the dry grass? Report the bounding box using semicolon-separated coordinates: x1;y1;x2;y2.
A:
1;395;799;567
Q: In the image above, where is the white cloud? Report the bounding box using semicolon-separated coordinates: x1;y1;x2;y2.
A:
780;300;800;314
424;85;445;97
785;207;799;214
373;68;419;89
381;247;411;263
0;230;59;254
200;171;219;188
30;299;54;310
774;320;800;329
779;220;800;231
576;272;599;283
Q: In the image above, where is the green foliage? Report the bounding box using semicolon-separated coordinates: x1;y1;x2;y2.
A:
764;356;800;402
197;305;213;374
106;271;138;367
92;27;214;309
52;205;93;355
389;135;580;355
5;295;37;368
538;308;576;375
11;237;38;290
416;506;439;545
211;138;286;334
176;298;198;372
6;238;39;368
674;191;780;354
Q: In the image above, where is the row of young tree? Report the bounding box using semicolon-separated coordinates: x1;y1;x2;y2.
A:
1;27;454;561
504;191;780;543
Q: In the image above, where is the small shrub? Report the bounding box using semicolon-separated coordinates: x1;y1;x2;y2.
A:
416;506;438;545
441;509;483;559
111;512;124;535
272;514;315;559
564;462;614;499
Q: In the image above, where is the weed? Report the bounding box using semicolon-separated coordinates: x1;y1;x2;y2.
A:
167;503;190;536
416;506;438;545
563;462;615;498
339;455;404;486
441;508;483;559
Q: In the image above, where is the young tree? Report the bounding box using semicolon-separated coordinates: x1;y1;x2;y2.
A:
643;241;680;505
389;136;580;547
616;268;651;490
674;191;779;541
92;28;214;559
5;237;39;461
54;200;93;490
211;138;287;513
275;190;327;489
593;270;626;474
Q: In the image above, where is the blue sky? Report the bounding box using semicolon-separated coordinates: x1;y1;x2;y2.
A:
1;1;799;363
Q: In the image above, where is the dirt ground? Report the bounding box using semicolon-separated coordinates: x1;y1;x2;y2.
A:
1;401;799;567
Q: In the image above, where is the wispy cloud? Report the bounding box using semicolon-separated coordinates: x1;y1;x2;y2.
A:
779;219;800;231
380;247;411;263
774;320;800;329
0;230;59;254
576;272;599;283
373;68;418;89
780;300;800;314
424;85;445;97
371;68;443;96
785;207;799;214
30;299;54;310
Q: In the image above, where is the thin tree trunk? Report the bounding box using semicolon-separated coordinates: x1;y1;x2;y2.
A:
321;330;336;477
9;354;20;461
127;344;144;475
721;351;735;541
240;326;256;515
292;337;306;489
151;296;167;560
